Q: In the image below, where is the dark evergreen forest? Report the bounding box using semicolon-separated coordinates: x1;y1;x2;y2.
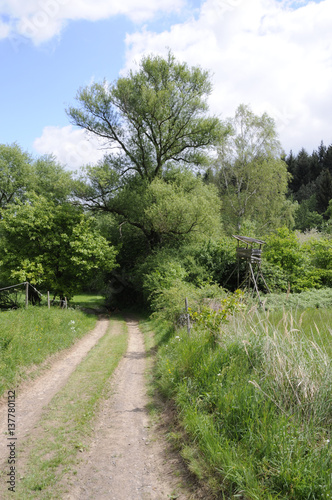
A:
286;142;332;231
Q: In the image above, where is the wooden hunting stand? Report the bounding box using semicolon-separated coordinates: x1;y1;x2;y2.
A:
232;235;270;305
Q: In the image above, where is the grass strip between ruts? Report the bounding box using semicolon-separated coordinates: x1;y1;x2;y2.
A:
2;317;128;500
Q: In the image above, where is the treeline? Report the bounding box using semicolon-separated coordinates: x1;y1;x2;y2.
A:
0;144;117;301
286;142;332;231
1;52;332;307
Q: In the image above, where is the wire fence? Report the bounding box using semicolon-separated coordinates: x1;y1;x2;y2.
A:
0;282;68;310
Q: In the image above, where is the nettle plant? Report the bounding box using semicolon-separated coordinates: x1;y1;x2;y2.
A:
189;290;244;346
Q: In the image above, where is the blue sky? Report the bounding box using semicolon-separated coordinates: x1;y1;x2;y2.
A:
0;0;331;169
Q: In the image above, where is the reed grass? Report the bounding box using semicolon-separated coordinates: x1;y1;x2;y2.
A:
151;307;332;498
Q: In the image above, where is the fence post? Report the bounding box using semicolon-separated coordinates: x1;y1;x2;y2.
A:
47;291;50;309
185;297;191;337
25;282;29;308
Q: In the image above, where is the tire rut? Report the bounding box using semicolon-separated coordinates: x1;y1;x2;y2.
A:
64;317;187;500
0;317;110;467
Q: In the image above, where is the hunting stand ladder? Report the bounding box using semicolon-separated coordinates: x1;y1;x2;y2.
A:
232;235;270;305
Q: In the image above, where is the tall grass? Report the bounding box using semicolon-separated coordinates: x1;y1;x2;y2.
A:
0;307;96;397
152;307;332;499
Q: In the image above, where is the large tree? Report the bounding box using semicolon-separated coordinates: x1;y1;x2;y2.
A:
67;52;226;248
213;104;291;233
67;52;225;182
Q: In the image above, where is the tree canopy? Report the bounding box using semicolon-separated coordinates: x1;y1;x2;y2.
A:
211;104;291;232
0;143;33;208
0;144;74;209
67;52;226;182
0;196;117;298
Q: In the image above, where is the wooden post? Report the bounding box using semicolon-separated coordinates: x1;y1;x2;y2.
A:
185;297;191;337
64;297;67;309
25;282;29;308
47;291;50;309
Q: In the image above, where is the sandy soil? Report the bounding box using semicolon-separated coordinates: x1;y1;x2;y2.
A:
64;317;188;500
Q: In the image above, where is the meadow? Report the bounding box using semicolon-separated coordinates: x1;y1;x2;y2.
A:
144;295;332;499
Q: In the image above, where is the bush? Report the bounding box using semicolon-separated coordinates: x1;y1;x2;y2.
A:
263;227;332;291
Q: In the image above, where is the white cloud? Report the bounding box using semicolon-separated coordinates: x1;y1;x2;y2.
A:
0;19;11;39
1;0;184;45
33;125;106;169
123;0;332;153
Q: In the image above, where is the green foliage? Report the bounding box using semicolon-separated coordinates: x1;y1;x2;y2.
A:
264;225;303;275
286;142;332;222
263;227;308;291
0;196;117;298
68;51;225;182
263;227;332;292
151;280;227;325
0;142;33;207
188;237;237;288
212;104;292;233
189;290;244;346
75;162;222;253
141;255;187;303
68;52;226;255
294;195;323;232
0;144;74;209
260;260;289;292
32;155;73;203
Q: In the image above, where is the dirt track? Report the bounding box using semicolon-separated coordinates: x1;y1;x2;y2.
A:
0;317;110;464
65;317;186;499
0;316;193;499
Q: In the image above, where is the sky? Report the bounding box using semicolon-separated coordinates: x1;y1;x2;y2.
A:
0;0;331;170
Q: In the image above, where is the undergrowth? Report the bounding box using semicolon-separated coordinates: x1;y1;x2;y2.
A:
149;306;332;499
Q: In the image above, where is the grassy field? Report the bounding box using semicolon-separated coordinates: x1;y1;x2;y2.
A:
146;300;332;499
0;306;97;397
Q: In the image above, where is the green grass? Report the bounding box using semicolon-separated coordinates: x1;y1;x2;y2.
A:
262;287;332;310
0;307;97;397
262;307;332;357
148;306;332;499
70;293;106;309
4;318;128;499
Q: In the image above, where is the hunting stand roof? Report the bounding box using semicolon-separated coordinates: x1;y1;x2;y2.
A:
232;235;266;247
